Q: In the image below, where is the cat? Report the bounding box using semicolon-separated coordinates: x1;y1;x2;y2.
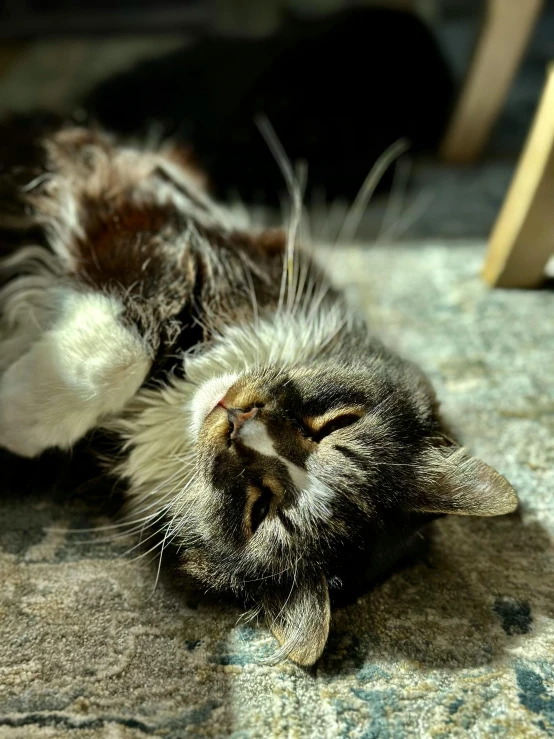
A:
0;116;517;665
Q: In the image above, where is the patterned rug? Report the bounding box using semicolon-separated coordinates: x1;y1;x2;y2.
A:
1;242;554;738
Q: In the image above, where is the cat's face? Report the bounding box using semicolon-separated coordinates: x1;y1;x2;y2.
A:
182;350;517;665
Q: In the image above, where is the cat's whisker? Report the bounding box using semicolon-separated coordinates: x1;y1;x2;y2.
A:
46;493;179;535
146;472;201;580
290;257;310;319
65;495;185;545
377;187;435;245
255;116;304;320
270;555;300;629
238;254;259;330
284;163;308;318
235;605;262;628
127;500;196;560
113;476;190;513
327;197;348;245
243;559;299;584
54;507;171;537
365;389;396;417
336;138;410;245
304;284;334;326
122;481;190;513
69;464;197;548
117;526;170;560
375;154;412;244
80;517;172;545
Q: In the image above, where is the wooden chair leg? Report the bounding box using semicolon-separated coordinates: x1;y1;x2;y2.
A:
440;0;544;163
482;64;554;288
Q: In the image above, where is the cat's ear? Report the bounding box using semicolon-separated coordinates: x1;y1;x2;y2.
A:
411;446;518;517
263;574;330;666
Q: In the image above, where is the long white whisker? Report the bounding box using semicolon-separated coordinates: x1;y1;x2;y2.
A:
255;116;305;318
148;472;200;591
376;155;412;243
337;138;410;244
378;188;436;245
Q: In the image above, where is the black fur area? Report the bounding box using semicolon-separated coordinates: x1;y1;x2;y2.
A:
85;7;453;204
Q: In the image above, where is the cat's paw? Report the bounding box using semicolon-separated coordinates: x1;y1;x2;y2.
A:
0;291;152;457
0;375;50;457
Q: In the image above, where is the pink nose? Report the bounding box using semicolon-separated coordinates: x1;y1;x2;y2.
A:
226;407;259;439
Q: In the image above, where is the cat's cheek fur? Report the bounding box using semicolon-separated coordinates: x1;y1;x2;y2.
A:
0;290;151;457
190;373;239;438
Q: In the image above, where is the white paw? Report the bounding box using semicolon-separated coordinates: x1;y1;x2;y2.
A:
0;291;152;457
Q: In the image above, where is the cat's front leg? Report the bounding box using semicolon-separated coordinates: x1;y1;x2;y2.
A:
0;290;152;457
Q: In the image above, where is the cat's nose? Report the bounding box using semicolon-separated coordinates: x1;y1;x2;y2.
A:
227;407;259;440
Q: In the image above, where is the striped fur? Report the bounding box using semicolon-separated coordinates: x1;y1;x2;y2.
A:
0;118;517;665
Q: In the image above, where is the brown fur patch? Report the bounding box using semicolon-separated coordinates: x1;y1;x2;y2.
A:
220;380;266;413
161;143;209;189
75;197;196;346
202;406;231;447
198;225;286;261
243;484;262;536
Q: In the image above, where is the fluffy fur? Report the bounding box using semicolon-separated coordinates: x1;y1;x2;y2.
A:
0;290;151;456
0;116;518;665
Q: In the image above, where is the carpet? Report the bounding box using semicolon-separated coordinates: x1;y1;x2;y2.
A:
1;242;554;738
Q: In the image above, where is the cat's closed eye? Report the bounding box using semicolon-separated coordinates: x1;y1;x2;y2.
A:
249;485;273;534
308;413;362;443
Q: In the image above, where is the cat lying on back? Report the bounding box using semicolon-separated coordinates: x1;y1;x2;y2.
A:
0;117;517;665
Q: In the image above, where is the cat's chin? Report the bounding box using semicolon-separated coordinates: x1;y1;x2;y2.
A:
190;373;239;438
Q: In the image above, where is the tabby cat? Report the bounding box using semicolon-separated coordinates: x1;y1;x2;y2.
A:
0;118;517;665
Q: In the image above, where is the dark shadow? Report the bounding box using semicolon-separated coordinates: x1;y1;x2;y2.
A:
317;509;553;676
85;6;453;205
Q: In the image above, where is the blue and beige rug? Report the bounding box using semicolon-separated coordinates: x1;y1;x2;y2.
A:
1;242;554;738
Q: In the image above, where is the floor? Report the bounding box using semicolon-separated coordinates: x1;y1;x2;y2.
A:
2;242;554;738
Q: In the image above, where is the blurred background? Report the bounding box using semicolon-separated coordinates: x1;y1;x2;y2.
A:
0;0;553;241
